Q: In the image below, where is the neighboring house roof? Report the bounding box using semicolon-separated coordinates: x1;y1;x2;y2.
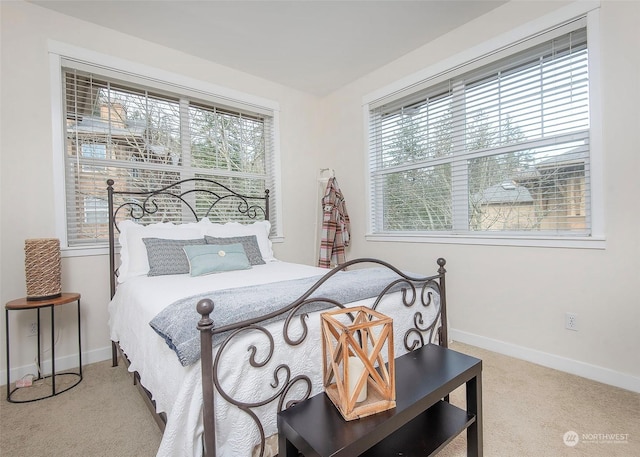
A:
473;181;534;205
512;167;540;181
475;146;586;206
535;148;586;171
68;116;145;137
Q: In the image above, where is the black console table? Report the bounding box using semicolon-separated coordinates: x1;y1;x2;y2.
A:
278;344;482;456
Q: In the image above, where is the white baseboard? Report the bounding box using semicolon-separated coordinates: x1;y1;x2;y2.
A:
450;329;640;394
5;336;639;394
0;345;113;386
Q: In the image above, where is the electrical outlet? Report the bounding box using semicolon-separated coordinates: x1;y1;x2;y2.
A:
28;321;38;337
565;312;578;331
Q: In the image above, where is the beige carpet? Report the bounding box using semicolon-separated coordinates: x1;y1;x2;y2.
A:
0;342;638;456
440;343;639;457
0;358;162;457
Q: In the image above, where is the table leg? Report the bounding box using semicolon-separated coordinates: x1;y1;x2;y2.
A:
5;310;10;400
36;308;42;380
466;374;483;457
277;417;301;457
277;435;298;457
51;305;56;396
77;299;82;378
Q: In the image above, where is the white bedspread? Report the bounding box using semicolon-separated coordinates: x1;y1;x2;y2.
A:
108;260;439;457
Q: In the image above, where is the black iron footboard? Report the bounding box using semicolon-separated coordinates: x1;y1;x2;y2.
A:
196;257;448;457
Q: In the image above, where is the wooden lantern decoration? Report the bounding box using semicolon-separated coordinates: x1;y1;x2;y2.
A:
25;238;62;301
321;306;395;421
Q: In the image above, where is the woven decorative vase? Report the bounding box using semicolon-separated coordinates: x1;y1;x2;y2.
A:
25;238;62;301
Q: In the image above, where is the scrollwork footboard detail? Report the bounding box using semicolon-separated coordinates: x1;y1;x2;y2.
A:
198;301;317;457
214;325;313;457
196;257;447;457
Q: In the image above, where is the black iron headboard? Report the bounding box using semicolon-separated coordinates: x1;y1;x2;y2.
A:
106;178;270;299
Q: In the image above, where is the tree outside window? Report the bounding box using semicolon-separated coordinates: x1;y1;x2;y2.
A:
63;69;273;247
369;27;590;237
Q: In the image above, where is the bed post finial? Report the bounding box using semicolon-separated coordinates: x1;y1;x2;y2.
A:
196;299;216;457
437;257;446;274
197;298;214;326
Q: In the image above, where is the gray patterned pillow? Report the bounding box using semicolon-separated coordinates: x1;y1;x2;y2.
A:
204;235;265;265
143;238;206;276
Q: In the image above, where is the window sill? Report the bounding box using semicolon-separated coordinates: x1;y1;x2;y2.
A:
61;246;112;258
365;233;606;250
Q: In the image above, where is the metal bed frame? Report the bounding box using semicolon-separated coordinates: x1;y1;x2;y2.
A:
106;177;448;457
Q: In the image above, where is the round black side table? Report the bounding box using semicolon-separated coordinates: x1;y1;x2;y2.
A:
5;293;82;403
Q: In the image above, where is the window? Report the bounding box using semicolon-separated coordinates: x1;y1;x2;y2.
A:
61;63;276;248
83;196;108;224
80;144;106;172
367;19;592;240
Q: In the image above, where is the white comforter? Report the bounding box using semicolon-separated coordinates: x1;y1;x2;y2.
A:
108;261;438;457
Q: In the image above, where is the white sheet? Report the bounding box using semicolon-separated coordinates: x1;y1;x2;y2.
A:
108;260;439;457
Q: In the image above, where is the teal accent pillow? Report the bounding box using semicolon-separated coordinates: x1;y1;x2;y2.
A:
183;243;251;277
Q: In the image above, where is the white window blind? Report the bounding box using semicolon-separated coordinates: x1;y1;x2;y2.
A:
368;20;590;237
62;65;275;247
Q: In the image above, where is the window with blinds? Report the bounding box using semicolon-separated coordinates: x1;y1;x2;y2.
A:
368;21;590;237
63;66;275;247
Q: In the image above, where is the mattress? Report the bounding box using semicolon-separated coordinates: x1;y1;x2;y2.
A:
108;260;440;457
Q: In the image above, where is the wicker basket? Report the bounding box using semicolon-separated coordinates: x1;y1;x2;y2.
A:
25;238;61;301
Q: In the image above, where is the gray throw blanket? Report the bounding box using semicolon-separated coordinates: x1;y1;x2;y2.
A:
150;267;408;366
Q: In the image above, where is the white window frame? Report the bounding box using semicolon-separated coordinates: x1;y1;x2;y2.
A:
49;41;282;257
363;2;604;249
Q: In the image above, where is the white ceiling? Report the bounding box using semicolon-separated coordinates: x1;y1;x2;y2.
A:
31;0;506;96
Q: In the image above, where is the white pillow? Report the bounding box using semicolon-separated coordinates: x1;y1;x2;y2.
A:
117;220;203;283
199;220;275;262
